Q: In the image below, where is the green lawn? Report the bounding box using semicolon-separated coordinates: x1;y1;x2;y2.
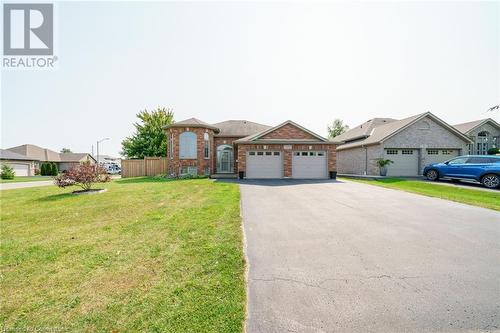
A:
341;177;500;211
0;178;246;332
0;176;54;183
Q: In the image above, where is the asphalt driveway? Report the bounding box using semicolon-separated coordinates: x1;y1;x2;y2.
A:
240;179;500;332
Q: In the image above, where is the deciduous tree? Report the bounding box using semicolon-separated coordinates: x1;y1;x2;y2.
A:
327;119;349;139
121;107;174;158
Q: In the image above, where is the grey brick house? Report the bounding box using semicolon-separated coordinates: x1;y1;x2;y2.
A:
335;112;471;176
454;118;500;155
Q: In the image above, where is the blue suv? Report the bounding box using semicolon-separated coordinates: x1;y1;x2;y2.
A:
423;155;500;189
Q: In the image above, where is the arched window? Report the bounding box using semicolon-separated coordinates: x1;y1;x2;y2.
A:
477;131;490;155
179;132;197;159
204;133;210;159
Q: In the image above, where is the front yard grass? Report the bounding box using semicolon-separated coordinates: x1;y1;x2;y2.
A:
0;177;245;332
0;176;53;183
342;177;500;211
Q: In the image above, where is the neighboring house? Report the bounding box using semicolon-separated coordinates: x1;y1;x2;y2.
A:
58;153;97;171
0;149;39;176
6;144;95;172
164;118;336;179
334;112;471;176
454;118;500;155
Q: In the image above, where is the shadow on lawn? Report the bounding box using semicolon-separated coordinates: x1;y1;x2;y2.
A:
37;192;74;202
115;177;173;184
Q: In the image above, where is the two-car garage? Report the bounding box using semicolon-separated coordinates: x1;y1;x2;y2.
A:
384;148;460;176
245;150;328;179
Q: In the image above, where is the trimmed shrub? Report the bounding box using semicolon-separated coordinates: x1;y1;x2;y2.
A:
51;163;59;176
1;164;15;179
40;163;47;176
487;147;500;155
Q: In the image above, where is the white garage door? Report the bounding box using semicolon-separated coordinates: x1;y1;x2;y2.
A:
292;151;327;179
9;163;29;176
384;149;418;176
246;151;282;179
424;149;460;166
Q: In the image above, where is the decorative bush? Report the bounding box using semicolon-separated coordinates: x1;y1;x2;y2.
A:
487;147;500;155
1;164;15;179
51;163;59;176
40;163;47;176
34;168;41;176
54;162;111;191
40;162;53;176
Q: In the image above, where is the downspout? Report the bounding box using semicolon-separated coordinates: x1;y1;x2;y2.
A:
363;145;368;175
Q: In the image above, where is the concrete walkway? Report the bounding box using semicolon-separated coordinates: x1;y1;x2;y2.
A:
240;179;500;332
0;180;54;190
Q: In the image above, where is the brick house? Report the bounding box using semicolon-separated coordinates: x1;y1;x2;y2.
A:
164;118;337;179
334;112;472;176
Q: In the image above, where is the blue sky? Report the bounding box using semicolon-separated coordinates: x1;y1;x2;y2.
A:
1;1;498;156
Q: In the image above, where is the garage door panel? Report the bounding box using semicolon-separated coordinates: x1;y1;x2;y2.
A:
384;149;418;176
246;152;282;179
8;163;29;176
292;151;327;179
424;149;459;166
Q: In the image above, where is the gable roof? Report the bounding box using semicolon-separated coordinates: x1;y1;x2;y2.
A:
333;118;397;143
336;112;472;150
213;120;271;137
0;149;38;161
7;144;61;162
163;117;220;133
6;144;94;162
454;118;500;134
235;120;329;144
59;153;96;163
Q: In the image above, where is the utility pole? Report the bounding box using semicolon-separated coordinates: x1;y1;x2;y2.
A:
97;138;110;165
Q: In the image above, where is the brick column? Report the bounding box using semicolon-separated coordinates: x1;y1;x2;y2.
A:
283;150;292;178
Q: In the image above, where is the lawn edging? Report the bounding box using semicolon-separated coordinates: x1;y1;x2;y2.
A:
340;177;500;211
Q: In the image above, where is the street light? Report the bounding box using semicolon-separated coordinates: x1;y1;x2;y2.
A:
96;137;110;165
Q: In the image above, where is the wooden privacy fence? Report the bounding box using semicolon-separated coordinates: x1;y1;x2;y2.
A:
121;157;168;178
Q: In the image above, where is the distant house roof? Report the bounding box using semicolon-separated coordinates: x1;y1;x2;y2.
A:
333;118;397;143
0;149;38;161
336;112;472;151
6;144;94;163
453;118;500;134
7;144;61;162
212;120;271;137
163;118;220;133
235;120;329;144
59;153;96;163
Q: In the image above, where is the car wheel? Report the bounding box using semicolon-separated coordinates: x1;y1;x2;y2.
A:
425;169;439;181
481;174;500;189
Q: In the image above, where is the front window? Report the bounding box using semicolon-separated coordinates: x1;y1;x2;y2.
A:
181;166;197;175
204;133;210;159
179;132;197;159
477;131;490;155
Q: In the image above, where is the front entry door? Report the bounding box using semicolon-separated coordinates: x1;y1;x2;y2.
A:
220;150;231;172
217;145;234;173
